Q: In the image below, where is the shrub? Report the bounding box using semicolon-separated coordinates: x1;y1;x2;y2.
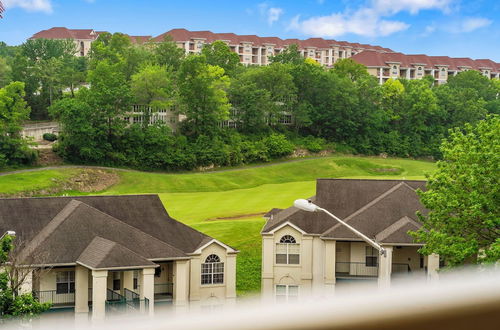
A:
263;134;294;158
42;133;58;142
299;136;325;153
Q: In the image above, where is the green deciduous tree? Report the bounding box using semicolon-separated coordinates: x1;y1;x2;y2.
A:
201;40;240;76
152;35;185;69
0;82;37;167
131;64;176;108
177;55;230;136
412;115;500;265
0;57;11;88
0;234;51;318
270;44;304;65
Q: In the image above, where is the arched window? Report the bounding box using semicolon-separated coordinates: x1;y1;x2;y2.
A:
392;65;397;70
201;254;224;285
280;235;296;243
276;235;300;264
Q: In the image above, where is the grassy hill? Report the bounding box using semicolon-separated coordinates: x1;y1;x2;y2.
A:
0;156;436;295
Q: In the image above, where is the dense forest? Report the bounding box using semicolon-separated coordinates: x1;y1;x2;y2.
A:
0;34;498;170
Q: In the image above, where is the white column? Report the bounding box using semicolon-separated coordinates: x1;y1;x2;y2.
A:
406;68;411;80
91;270;108;320
75;266;89;314
324;240;336;285
379;68;383;84
378;246;393;288
261;235;274;301
140;268;155;315
173;260;190;305
123;271;134;293
427;253;440;282
226;254;237;299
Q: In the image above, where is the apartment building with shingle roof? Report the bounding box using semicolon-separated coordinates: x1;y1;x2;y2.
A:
1;194;237;319
261;179;440;301
351;50;500;84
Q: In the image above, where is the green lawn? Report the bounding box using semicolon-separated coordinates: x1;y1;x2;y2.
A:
105;156;435;194
0;156;436;295
0;169;81;195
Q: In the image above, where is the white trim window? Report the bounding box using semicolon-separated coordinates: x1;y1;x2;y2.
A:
365;246;378;267
275;284;299;302
276;235;300;265
201;254;224;285
56;271;75;294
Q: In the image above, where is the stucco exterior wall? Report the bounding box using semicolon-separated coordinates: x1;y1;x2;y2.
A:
189;242;236;303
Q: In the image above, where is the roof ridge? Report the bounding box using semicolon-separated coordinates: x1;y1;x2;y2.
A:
17;199;82;262
320;182;407;236
375;216;413;242
77;236;156;269
77;236;115;267
74;202;188;257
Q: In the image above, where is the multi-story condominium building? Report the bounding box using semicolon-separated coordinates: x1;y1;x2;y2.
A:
29;27;151;56
0;195;237;319
261;179;440;301
151;28;393;67
351;50;500;84
30;27;392;65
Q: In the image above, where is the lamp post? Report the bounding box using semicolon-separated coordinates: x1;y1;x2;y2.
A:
294;199;385;256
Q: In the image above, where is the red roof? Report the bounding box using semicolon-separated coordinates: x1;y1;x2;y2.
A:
30;27;99;40
351;51;499;73
150;28;392;52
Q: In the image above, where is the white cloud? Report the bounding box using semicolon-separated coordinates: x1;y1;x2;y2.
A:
446;17;492;33
372;0;453;15
288;0;455;38
259;3;284;26
3;0;53;13
288;7;408;38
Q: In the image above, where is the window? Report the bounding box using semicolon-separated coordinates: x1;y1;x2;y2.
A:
365;246;378;267
56;271;75;294
276;235;300;265
275;285;299;303
112;272;121;291
201;254;224;285
154;267;162;277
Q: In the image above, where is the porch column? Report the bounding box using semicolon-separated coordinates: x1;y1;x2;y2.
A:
91;270;108;321
173;259;190;305
324;240;336;285
226;253;237;299
378;68;383;84
261;235;274;301
122;270;134;293
378;246;393;288
75;265;89;314
427;253;440;282
139;268;155;315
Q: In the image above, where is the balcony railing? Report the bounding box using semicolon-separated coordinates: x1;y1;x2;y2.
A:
33;290;75;306
154;283;173;300
336;262;378;277
335;262;412;278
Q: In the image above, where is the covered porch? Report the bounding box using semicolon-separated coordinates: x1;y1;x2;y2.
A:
331;241;440;282
32;259;189;319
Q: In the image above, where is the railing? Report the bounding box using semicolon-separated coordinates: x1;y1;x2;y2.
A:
392;263;411;274
336;262;412;278
336;262;378;277
106;288;125;302
154;283;174;300
33;290;75;305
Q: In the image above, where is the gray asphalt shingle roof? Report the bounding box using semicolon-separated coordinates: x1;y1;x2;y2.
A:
0;195;212;267
262;179;427;245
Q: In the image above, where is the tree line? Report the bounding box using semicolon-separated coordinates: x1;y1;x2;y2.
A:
0;34;498;170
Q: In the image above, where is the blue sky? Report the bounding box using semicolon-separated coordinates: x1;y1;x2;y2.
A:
1;0;499;61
